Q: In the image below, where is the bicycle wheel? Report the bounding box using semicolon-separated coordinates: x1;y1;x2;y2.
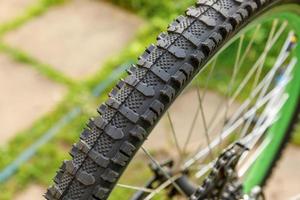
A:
46;0;300;199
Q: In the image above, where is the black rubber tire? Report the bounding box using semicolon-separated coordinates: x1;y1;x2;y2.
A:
45;0;300;199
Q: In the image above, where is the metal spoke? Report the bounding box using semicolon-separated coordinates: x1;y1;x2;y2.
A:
207;95;225;129
212;24;261;130
236;60;292;174
198;33;244;154
196;81;214;160
239;119;279;174
182;58;217;156
189;63;291;168
167;111;183;157
185;22;287;166
230;20;288;103
251;20;278;90
141;146;185;196
239;96;288;150
206;21;289;139
117;183;154;193
185;100;275;170
202;58;218;100
239;30;294;138
183;80;289;169
233;75;290;145
241;57;297;148
182;106;200;156
237;24;261;68
238;137;271;177
144;175;181;200
239;58;295;151
195;161;215;178
220;34;245;150
186;87;275;169
238;19;279;138
224;35;245;114
225;41;292;130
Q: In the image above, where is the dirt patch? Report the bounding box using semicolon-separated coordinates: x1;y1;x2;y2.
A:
0;54;65;145
15;184;45;200
0;0;36;24
4;0;144;79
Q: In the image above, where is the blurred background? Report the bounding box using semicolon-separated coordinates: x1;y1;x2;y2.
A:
0;0;299;199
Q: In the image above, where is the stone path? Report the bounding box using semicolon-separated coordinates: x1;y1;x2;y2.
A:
0;0;143;145
0;54;65;145
265;145;300;200
4;0;143;79
15;184;45;200
0;0;36;24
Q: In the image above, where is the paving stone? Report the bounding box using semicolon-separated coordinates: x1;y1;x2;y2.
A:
0;0;36;24
4;0;143;79
15;184;45;200
265;145;300;200
0;54;65;145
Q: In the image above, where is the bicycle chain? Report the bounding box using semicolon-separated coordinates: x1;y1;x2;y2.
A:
190;143;248;200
